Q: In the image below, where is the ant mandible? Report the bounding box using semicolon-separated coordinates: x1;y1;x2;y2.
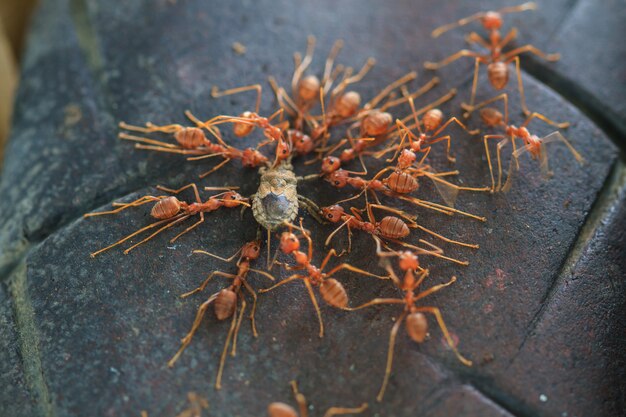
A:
168;240;275;390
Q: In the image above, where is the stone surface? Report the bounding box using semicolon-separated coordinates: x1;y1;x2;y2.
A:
0;0;625;416
0;282;37;417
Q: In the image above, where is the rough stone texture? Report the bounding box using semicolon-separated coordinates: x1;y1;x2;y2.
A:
1;0;625;416
0;282;37;417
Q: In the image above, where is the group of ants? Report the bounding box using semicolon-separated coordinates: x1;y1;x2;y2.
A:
83;3;584;416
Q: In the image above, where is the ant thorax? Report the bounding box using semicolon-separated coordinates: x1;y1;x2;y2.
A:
252;161;299;230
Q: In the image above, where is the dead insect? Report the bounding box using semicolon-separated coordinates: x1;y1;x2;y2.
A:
425;2;561;117
84;183;249;256
268;380;368;417
344;246;472;401
259;220;387;337
168;241;275;389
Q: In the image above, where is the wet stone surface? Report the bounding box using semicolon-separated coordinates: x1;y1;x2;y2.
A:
0;0;625;416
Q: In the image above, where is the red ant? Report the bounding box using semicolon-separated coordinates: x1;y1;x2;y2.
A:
343;244;472;401
84;184;249;257
425;2;561;117
259;220;388;338
118;113;269;178
167;240;275;389
322;202;477;265
322;166;485;222
371;147;490;209
469;93;583;192
268;380;368;417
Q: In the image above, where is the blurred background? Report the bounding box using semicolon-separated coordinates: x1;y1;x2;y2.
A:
0;0;37;164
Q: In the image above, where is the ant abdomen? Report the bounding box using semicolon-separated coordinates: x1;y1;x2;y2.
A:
386;172;419;194
319;278;348;308
174;127;207;149
406;312;428;343
214;289;237;320
379;216;410;239
487;62;509;90
150;197;181;219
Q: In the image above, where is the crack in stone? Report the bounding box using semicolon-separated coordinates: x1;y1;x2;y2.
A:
8;260;57;417
512;159;626;361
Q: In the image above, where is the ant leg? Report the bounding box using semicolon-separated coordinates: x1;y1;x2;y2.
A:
291;35;316;96
412;306;472;366
84;196;162;217
241;280;259;337
211;84;262;114
180;271;237;298
215;302;238;390
415;223;479;249
433;116;480;138
430;11;488;38
290;381;309;417
193;246;242;264
497;27;518;49
395;88;457;128
495;138;511;191
198;158;232;179
379;76;440;112
231;296;247;356
258;274;304;293
118;132;179;149
414;276;457;300
170;213;204;243
89;216;182;257
461;58;481;113
483;134;506;192
321;39;344;88
463;92;508;125
325;263;388;280
119;121;182;134
324;217;352;247
323;403;369;417
503;44;560;63
423;50;482;70
123;215;190;254
512;56;530;116
377;311;408;402
464;32;490;49
342;298;404;312
427;135;456;163
304;278;325;338
387;238;469;266
167;292;219;367
522;112;570;130
364;71;417;110
156;183;201;202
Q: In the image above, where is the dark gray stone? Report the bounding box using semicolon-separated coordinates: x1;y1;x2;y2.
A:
1;0;624;416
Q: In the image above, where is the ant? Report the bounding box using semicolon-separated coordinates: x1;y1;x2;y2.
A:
118;113;269;178
84;183;249;257
259;219;388;338
167;241;275;390
268;380;368;417
376;86;479;163
425;2;561;117
343;244;472;401
322;202;477;265
322;163;486;222
372;147;490;209
469;93;583;192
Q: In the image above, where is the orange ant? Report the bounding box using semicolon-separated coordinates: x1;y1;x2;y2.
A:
371;147;490;209
425;2;561;117
168;240;275;389
376;86;479;163
343;244;472;401
321;202;477;265
469;93;583;192
259;219;388;338
84;184;249;257
268;380;368;417
118;114;269;178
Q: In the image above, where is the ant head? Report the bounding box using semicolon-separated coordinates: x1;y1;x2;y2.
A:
322;156;341;174
221;191;246;207
326;170;349;188
275;140;291;161
482;11;503;30
398;251;419;271
241;240;262;260
293;132;314;154
280;232;300;254
321;205;344;223
398;149;417;168
422;109;443;132
480;108;504;127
